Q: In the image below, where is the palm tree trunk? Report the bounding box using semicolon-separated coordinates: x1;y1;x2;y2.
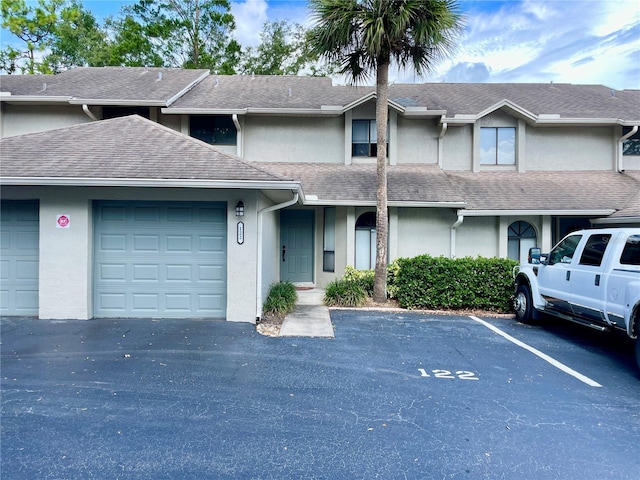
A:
373;60;389;303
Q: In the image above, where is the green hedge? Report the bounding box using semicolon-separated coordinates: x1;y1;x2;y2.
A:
393;255;517;312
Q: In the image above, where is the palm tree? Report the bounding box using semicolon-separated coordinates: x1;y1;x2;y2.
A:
308;0;463;303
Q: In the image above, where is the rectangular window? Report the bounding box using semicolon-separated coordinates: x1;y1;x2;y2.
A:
480;127;515;165
352;120;388;157
323;207;335;272
190;115;237;145
622;126;640;156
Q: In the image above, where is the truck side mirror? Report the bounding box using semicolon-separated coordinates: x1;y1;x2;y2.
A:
528;247;541;264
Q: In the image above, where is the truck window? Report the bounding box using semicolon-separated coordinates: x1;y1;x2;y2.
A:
579;234;612;266
620;235;640;266
548;234;583;265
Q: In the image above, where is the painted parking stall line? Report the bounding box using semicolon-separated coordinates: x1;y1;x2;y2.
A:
469;316;602;388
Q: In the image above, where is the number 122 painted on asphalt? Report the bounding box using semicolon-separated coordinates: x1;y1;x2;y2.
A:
418;369;479;380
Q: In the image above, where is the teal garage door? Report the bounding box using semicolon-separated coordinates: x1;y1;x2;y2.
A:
0;200;39;316
94;201;227;318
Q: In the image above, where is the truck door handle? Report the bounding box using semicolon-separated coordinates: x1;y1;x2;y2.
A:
595;274;600;286
566;271;571;281
282;245;286;262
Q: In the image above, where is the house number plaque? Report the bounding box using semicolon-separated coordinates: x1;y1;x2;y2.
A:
237;221;244;244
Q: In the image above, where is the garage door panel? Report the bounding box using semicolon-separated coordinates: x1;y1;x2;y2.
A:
166;236;192;252
133;235;160;252
0;200;39;316
94;201;226;318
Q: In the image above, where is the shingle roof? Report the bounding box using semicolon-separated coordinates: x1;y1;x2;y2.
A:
0;115;289;183
389;83;640;120
263;163;464;204
2;69;639;121
263;162;640;216
169;75;373;110
445;170;640;213
169;76;640;121
1;67;209;105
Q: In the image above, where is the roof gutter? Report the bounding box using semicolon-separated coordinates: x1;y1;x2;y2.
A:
255;191;300;321
232;114;243;157
82;105;98;121
301;199;466;208
0;176;304;192
450;214;464;258
438;119;448;168
457;209;616;216
617;125;638;173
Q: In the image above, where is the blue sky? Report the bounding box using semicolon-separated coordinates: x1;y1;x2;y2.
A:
6;0;640;89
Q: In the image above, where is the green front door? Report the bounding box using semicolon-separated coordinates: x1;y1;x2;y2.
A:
280;210;314;283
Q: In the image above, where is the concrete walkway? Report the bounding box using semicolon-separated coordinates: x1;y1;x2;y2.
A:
279;288;334;338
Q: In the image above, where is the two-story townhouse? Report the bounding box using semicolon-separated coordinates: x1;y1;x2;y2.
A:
1;67;639;323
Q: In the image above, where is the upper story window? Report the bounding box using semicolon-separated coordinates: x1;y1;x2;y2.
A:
352;119;388;157
622;126;640;156
480;127;515;165
190;115;237;145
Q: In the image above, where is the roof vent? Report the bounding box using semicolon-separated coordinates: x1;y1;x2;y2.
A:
288;87;292;97
41;83;47;91
215;78;219;86
611;89;616;97
158;71;162;81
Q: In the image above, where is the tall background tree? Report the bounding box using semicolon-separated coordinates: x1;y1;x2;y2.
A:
241;20;313;76
1;0;65;73
123;0;238;71
308;0;462;303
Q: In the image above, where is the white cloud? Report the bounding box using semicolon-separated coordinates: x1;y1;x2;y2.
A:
427;0;640;89
231;0;269;47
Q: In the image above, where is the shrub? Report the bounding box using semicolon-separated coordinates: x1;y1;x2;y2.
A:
342;265;374;296
262;281;297;317
324;279;367;307
393;255;517;313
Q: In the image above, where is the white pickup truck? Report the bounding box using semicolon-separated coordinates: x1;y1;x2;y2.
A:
513;228;640;370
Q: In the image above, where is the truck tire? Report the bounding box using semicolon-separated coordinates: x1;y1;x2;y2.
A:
635;317;640;373
514;283;534;324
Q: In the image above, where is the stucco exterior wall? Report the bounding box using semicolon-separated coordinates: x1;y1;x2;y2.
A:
243;116;344;163
455;217;500;258
258;195;280;317
442;125;473;171
396;117;439;164
396;208;457;258
1;103;90;137
526;126;614;170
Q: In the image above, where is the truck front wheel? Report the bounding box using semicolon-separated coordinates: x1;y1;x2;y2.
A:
514;284;534;323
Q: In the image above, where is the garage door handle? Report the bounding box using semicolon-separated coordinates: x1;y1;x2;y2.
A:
282;245;286;262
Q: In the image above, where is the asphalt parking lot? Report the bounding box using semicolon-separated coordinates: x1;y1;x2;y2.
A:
2;311;639;480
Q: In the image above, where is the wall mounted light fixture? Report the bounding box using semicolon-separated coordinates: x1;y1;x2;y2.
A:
235;201;244;217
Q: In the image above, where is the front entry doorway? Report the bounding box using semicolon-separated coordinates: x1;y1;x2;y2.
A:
280;210;314;283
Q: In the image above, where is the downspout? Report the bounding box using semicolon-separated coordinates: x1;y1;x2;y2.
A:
232;114;243;157
437;120;448;168
618;125;638;173
255;191;300;321
450;214;464;258
82;105;98;121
